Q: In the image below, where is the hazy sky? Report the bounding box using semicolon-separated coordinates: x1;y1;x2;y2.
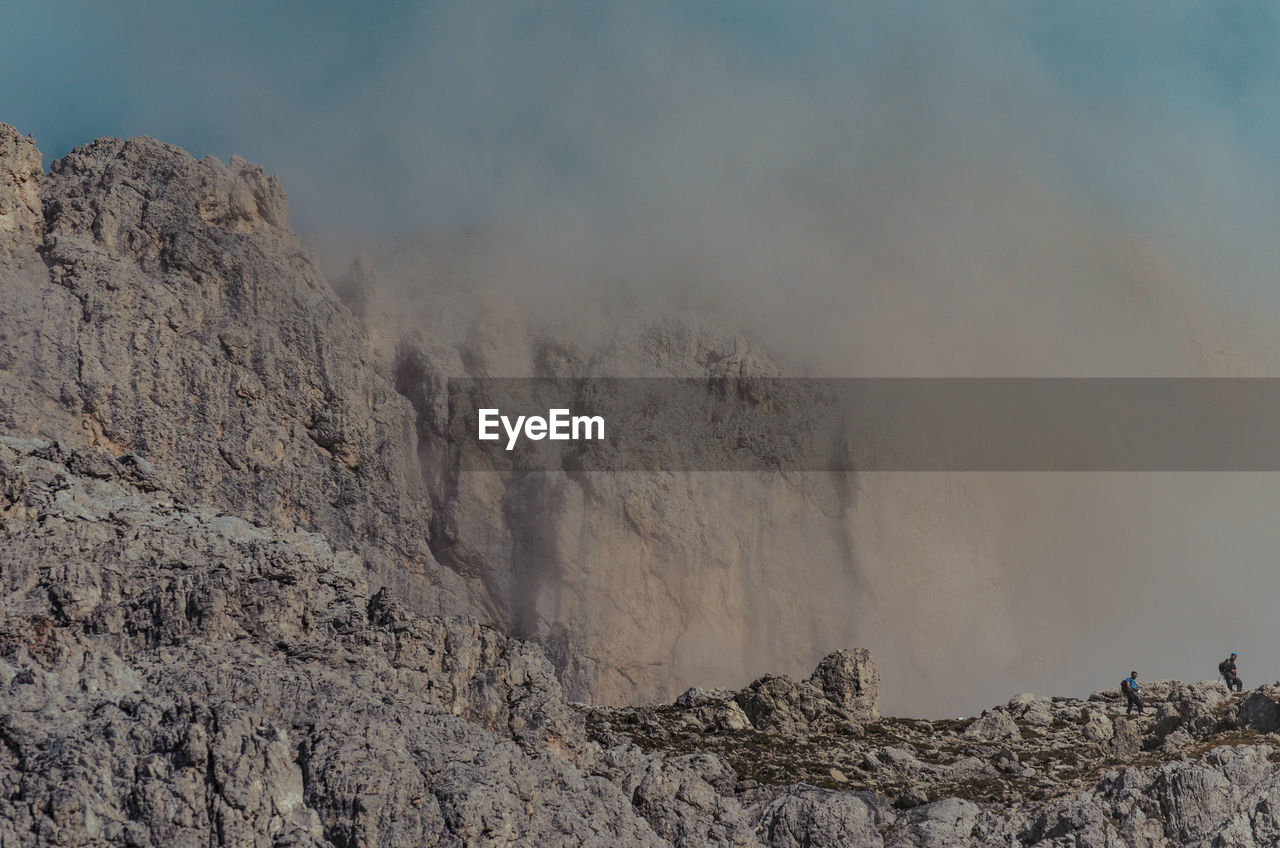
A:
9;2;1280;712
5;2;1280;275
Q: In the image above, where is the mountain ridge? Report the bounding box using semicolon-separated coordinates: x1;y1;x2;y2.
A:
7;123;1280;846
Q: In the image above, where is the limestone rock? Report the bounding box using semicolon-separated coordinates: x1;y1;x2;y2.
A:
1106;717;1142;757
1006;693;1053;727
14;425;1280;845
961;710;1022;742
0;437;660;847
884;798;979;848
1080;707;1114;742
624;754;761;848
14;124;1280;848
677;686;738;709
734;673;866;736
0;123;42;259
394;322;867;704
757;790;889;848
735;675;835;734
1;130;479;625
1161;726;1193;752
1238;691;1280;733
1022;700;1054;728
809;649;880;720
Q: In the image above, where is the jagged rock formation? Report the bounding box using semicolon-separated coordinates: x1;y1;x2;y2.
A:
0;126;477;622
11;124;1280;846
0;436;656;846
7;434;1280;845
8;431;1280;846
1;121;868;707
0;128;42;258
393;320;866;704
592;673;1280;847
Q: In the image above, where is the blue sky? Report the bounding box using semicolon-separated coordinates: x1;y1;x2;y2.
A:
4;0;1280;305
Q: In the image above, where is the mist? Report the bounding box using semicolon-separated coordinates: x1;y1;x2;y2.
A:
10;1;1280;715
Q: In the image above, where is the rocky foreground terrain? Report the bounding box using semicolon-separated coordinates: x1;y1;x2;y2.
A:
7;435;1280;845
8;434;1280;847
7;124;1280;846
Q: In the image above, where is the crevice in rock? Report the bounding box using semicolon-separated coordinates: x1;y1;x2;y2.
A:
392;344;508;628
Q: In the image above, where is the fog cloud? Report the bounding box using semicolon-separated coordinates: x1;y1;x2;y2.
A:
9;1;1280;713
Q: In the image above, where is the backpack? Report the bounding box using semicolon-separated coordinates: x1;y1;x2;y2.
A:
1219;659;1230;676
1121;678;1132;693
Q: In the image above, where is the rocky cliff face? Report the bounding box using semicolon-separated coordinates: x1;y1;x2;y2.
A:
9;124;1280;847
0;128;487;623
7;430;1280;846
0;435;656;846
385;284;874;705
0;123;871;707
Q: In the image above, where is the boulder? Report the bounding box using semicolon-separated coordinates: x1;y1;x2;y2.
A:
1021;700;1054;727
735;675;833;734
759;790;890;848
809;649;880;720
1106;717;1142;757
1080;707;1115;742
885;798;980;848
735;650;879;733
961;710;1022;742
1238;692;1280;733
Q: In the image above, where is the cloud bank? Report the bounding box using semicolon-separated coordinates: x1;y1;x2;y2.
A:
8;1;1280;712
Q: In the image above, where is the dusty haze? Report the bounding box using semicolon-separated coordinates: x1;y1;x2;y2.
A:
9;2;1280;715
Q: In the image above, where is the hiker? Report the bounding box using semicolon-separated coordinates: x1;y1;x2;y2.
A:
1220;653;1243;692
1121;670;1144;715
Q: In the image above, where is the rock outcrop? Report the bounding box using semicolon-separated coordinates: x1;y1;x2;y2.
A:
8;431;1280;845
395;323;867;704
0;127;41;258
728;649;880;735
1;122;870;708
0;125;487;623
11;124;1280;846
590;673;1280;846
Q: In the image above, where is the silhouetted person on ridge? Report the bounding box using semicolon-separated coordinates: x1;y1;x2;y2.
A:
1121;671;1144;715
1220;653;1243;692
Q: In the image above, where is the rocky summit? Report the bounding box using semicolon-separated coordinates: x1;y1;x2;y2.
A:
6;124;1280;847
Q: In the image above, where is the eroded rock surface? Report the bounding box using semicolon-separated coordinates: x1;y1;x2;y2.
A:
0;436;645;846
9;126;1280;847
0;125;474;623
8;434;1280;845
0;125;41;258
395;324;867;704
590;670;1280;847
1;123;872;708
